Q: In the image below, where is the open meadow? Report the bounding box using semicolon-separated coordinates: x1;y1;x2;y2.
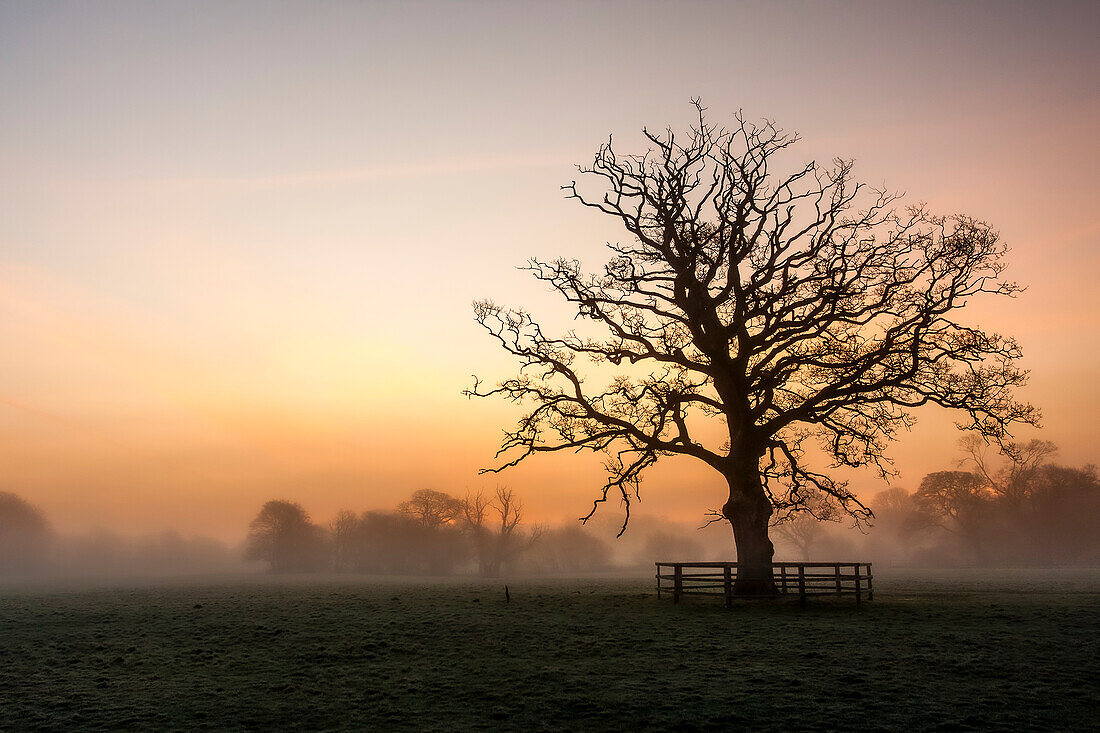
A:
1;569;1098;731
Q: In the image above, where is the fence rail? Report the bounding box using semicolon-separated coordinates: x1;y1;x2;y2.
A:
655;561;873;606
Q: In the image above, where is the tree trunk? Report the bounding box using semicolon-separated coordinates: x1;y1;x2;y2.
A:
723;466;778;596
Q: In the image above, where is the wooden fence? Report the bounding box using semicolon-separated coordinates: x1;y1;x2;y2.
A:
655;561;873;606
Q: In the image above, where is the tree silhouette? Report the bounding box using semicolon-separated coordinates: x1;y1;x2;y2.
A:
398;489;464;529
958;434;1057;510
396;489;467;574
914;472;987;532
863;487;924;564
462;486;544;577
1030;464;1100;564
468;103;1036;593
330;509;359;572
244;500;325;573
0;491;52;573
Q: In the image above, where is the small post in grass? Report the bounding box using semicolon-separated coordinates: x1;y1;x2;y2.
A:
673;564;683;604
798;564;807;606
854;563;862;605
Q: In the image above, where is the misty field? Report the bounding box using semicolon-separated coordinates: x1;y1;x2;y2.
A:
1;570;1097;731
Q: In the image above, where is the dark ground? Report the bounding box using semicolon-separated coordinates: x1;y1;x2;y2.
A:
1;569;1097;731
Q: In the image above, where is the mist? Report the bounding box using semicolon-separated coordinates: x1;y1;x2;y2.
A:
0;492;249;585
5;447;1097;585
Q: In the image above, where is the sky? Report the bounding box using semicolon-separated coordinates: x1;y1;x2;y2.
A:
1;0;1097;541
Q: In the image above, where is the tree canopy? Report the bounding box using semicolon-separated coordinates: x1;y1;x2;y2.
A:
469;104;1036;591
244;500;326;573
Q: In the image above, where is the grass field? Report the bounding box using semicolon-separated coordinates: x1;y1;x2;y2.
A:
1;569;1097;731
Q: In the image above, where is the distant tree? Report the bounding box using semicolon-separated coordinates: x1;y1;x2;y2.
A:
862;487;925;564
469;104;1036;592
960;435;1058;510
1029;464;1100;564
913;471;989;561
897;436;1100;567
396;489;468;575
771;494;840;561
330;509;359;572
245;500;326;573
954;436;1077;563
870;486;916;519
354;510;418;574
914;471;986;527
398;489;464;529
0;491;52;573
462;486;545;577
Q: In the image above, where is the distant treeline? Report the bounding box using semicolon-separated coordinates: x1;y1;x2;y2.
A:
243;487;615;576
782;438;1100;567
241;439;1100;576
2;438;1096;577
861;440;1100;567
0;491;244;577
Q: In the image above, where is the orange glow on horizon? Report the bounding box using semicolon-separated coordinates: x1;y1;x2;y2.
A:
1;1;1096;543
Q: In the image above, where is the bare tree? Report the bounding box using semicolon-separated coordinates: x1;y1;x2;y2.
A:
462;489;492;574
462;490;491;532
463;486;545;577
959;434;1057;508
468;103;1035;593
771;493;840;561
330;509;359;572
398;489;464;529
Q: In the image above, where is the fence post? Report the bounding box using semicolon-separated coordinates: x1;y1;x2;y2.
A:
673;564;683;604
835;563;842;595
866;563;874;601
797;564;806;607
854;563;862;605
656;563;662;599
724;565;733;609
780;564;787;594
